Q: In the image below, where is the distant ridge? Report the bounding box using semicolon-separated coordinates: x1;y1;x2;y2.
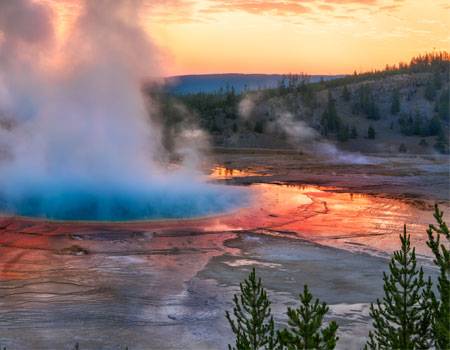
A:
165;73;343;94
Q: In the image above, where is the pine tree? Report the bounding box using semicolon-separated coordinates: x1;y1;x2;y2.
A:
278;285;338;350
337;124;350;142
426;205;450;349
436;88;450;121
226;268;277;350
428;116;442;136
367;125;376;139
320;92;341;134
424;80;437;101
365;226;433;350
391;89;401;115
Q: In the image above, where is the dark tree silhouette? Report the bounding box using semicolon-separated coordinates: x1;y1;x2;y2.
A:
426;205;450;350
226;268;277;350
278;285;338;350
365;226;433;350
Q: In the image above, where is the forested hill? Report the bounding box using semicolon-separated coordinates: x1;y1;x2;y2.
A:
165;74;340;94
154;52;450;155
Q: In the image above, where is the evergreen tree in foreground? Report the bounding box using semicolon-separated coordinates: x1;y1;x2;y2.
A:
278;285;338;350
426;205;450;349
365;226;433;350
226;268;277;350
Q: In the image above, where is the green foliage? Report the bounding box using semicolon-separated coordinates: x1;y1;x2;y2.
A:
337;124;350;142
179;87;240;127
320;93;341;135
278;285;338;350
413;114;424;136
317;51;449;90
426;205;450;349
398;113;431;137
352;85;380;120
227;272;339;350
365;227;433;350
436;88;449;121
367;125;376;139
390;89;401;115
271;74;318;108
226;268;277;350
210;118;221;133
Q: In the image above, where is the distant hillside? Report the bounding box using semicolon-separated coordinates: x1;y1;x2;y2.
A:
165;74;341;94
152;52;449;156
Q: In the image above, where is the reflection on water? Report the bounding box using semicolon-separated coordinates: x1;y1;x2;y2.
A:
0;179;445;348
244;183;434;257
209;166;267;180
0;182;440;262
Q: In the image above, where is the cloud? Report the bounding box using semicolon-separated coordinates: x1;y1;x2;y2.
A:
37;0;405;26
142;0;199;23
201;0;404;17
204;1;311;16
0;0;54;45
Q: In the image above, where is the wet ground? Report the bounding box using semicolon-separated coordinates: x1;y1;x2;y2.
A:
0;150;448;349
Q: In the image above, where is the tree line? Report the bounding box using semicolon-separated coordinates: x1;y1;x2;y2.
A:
146;51;449;154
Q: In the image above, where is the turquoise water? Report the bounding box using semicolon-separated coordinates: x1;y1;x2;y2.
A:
0;180;248;221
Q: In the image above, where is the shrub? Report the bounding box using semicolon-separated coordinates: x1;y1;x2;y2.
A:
391;89;401;115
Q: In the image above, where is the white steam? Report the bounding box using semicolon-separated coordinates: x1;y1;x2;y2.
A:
239;94;370;164
272;112;369;164
0;0;245;221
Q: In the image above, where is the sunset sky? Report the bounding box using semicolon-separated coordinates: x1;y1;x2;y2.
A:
46;0;449;76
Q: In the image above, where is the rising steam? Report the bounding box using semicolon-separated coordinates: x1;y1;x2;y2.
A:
239;94;370;164
0;0;246;221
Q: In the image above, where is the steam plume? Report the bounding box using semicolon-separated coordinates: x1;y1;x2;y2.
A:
239;94;370;164
0;0;245;221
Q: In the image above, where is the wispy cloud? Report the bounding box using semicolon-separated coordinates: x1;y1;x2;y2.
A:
200;0;402;17
203;1;311;16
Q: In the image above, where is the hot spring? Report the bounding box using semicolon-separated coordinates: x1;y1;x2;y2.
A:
0;173;248;222
0;0;249;222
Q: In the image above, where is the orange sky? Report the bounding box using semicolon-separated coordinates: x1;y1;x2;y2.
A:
44;0;450;76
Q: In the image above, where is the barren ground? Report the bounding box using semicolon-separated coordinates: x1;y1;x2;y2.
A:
0;150;448;350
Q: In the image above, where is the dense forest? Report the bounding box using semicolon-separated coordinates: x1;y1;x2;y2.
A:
149;52;450;155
